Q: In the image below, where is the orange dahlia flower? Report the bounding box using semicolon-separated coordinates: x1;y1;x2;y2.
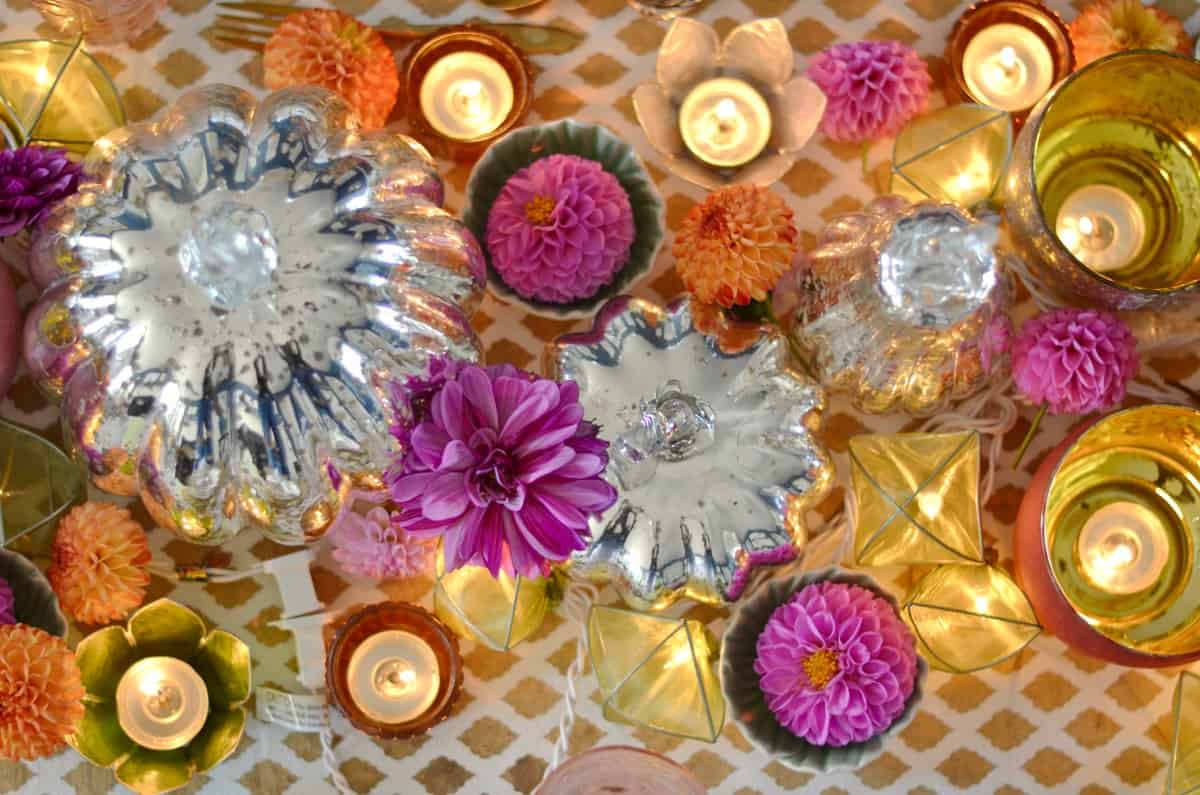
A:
1069;0;1191;68
673;185;799;308
263;9;400;129
49;502;151;626
0;625;84;761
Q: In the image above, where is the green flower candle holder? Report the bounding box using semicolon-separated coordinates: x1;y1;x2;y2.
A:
70;599;252;795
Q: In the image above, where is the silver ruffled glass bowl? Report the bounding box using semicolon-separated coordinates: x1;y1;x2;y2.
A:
24;85;486;545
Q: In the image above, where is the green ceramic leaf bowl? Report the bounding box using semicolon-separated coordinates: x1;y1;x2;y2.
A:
721;568;928;773
70;599;252;795
462;119;666;319
0;548;66;637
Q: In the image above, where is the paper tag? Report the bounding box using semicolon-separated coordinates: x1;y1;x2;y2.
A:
255;687;328;733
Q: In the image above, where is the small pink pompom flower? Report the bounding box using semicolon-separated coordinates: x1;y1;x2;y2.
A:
329;491;436;580
1012;308;1138;414
487;154;636;304
754;581;918;747
807;40;932;144
0;577;14;625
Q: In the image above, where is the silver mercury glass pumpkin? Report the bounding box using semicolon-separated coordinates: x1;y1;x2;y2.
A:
23;85;486;545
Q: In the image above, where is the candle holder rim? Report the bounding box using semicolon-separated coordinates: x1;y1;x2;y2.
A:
536;744;707;793
1038;402;1200;658
1021;48;1200;297
401;24;533;150
326;601;463;740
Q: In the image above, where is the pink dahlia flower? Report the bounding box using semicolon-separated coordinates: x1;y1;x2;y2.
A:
754;581;918;747
329;491;436;580
0;147;83;237
486;154;636;304
808;40;931;144
387;359;617;578
0;577;13;625
1012;308;1138;414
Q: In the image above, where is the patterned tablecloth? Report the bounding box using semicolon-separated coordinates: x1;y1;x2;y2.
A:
4;0;1200;793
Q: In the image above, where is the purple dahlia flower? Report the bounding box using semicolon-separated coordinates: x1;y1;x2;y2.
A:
387;358;617;578
0;147;83;237
1012;308;1138;414
486;153;635;304
754;581;918;747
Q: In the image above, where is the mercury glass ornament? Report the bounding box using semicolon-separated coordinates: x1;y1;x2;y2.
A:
546;296;834;611
790;196;1010;416
23;85;486;545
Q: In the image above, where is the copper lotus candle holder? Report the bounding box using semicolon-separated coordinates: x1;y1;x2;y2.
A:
946;0;1072;121
327;602;463;739
403;26;532;162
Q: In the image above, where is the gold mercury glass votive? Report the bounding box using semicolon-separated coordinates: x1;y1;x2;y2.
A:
0;36;123;154
1004;50;1200;310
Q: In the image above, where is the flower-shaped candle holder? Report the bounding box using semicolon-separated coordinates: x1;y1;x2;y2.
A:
545;296;834;611
23;84;486;546
632;18;825;190
71;599;251;795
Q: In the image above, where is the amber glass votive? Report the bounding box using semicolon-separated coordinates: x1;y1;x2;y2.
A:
947;0;1072;122
327;602;463;739
403;26;532;162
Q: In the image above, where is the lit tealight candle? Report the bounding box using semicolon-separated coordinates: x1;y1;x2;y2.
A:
1055;184;1147;273
962;24;1054;112
116;657;209;751
1076;501;1170;595
418;51;515;141
346;630;440;724
678;77;771;169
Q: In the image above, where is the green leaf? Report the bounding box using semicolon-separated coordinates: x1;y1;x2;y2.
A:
71;701;135;767
188;709;246;774
74;626;136;702
115;747;193;795
192;630;252;709
127;600;206;660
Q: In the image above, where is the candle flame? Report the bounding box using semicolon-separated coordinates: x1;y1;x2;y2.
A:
1078;215;1096;237
140;677;167;699
714;98;737;122
999;46;1017;70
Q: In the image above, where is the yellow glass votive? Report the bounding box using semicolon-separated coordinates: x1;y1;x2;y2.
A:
1168;671;1200;795
433;556;550;651
0;37;124;154
891;103;1013;208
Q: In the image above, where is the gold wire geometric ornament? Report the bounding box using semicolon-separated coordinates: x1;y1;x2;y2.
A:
433;555;551;651
890;103;1012;209
902;563;1041;673
587;605;725;743
1168;671;1200;795
0;418;84;552
0;35;124;153
850;431;985;567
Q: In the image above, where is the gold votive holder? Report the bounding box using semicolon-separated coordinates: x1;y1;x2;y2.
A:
946;0;1072;122
1004;51;1200;310
1014;405;1200;667
1168;671;1200;795
327;602;463;739
0;36;123;154
890;103;1013;210
433;555;550;651
402;26;532;162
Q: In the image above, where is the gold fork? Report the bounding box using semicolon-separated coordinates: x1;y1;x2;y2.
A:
212;2;582;55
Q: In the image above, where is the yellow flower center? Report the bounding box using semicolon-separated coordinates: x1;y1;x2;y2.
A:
802;649;840;691
523;195;557;226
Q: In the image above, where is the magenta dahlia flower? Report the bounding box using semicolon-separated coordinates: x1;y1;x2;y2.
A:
1012;308;1138;414
807;40;932;143
0;147;83;237
754;581;918;747
329;491;436;580
486;153;635;304
387;358;617;578
0;577;13;625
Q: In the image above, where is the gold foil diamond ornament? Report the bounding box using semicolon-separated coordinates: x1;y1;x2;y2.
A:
850;431;985;566
902;563;1041;673
587;605;724;742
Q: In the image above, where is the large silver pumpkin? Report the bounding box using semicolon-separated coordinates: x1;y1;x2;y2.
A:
24;86;485;545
